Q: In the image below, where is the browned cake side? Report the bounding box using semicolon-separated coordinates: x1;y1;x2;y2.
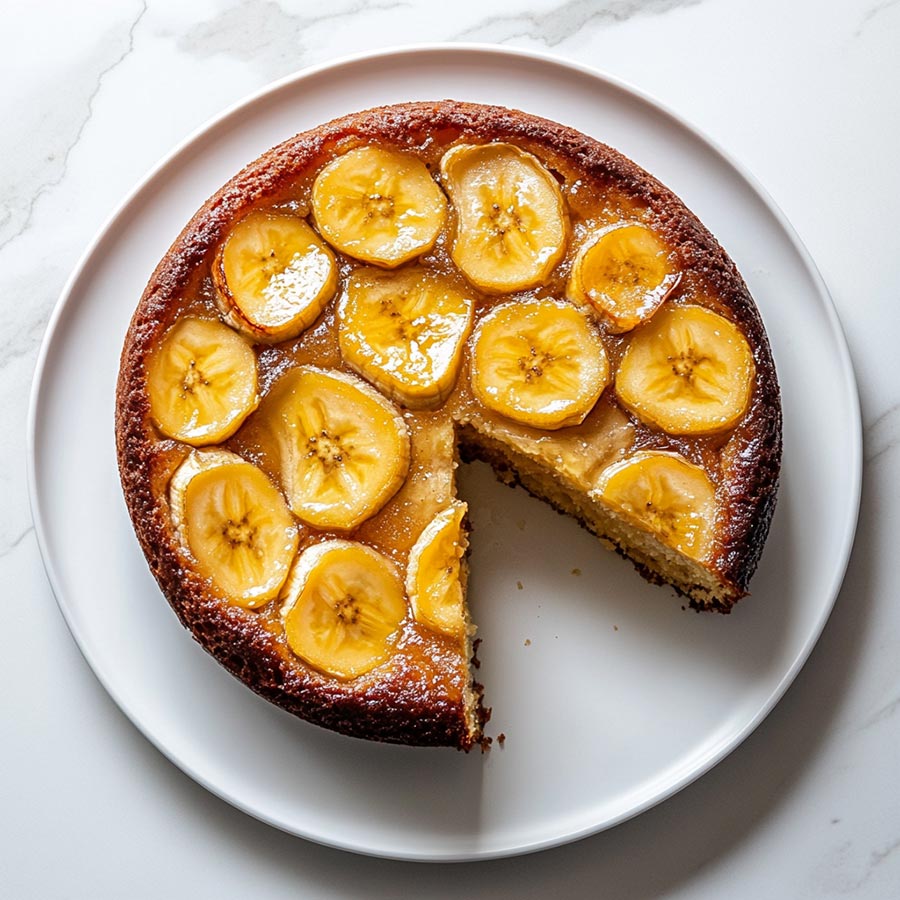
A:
116;100;781;750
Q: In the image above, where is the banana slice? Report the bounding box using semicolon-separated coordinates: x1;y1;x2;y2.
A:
470;298;609;429
311;146;447;267
405;501;468;637
146;317;258;445
440;142;568;292
212;211;337;343
338;266;474;409
567;223;681;332
594;451;717;562
272;366;410;531
170;449;299;608
616;304;755;435
280;540;407;679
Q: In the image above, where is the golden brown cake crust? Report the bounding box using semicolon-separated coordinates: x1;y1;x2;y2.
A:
116;100;781;748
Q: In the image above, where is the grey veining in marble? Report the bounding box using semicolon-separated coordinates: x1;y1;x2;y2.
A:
453;0;703;44
865;401;898;464
0;0;147;253
857;0;900;33
0;525;33;560
178;0;412;79
861;690;900;730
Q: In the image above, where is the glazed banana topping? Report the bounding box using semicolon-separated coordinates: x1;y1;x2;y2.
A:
567;223;681;333
271;367;410;531
170;449;299;607
281;540;407;679
213;211;337;343
595;452;717;562
470;298;610;429
150;136;763;674
615;305;755;435
147;317;259;445
339;266;475;409
312;146;447;267
440;142;568;292
406;501;469;638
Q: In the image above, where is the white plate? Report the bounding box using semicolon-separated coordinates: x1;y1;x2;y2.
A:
28;45;861;861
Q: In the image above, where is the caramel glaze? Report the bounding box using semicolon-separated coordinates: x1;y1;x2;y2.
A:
116;101;781;749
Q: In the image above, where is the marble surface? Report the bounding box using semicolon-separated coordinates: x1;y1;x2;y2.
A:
3;0;899;896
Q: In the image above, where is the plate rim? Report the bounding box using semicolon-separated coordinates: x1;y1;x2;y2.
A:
26;42;863;862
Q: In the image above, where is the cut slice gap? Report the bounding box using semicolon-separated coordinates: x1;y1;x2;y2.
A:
454;424;739;613
452;414;740;747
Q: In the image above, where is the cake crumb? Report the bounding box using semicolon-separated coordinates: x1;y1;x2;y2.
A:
524;638;531;646
571;567;581;576
497;733;506;746
516;580;523;590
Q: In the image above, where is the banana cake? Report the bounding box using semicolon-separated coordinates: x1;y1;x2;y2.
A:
116;100;782;750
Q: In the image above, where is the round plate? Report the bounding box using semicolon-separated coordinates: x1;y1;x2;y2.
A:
28;45;861;861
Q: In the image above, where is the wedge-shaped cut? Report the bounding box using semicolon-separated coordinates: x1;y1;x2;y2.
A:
339;266;474;409
312;146;446;267
170;449;298;608
213;212;337;343
272;366;410;531
281;540;407;679
406;501;468;637
616;305;755;435
470;298;609;430
146;317;258;445
440;142;568;292
595;451;717;562
567;223;681;333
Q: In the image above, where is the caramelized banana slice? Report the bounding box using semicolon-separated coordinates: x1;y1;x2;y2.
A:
272;366;410;531
440;142;568;292
170;449;298;607
312;146;447;267
595;451;717;562
616;305;755;435
281;540;407;679
406;501;468;637
146;317;258;445
470;298;609;429
567;223;681;332
213;212;337;343
339;266;474;409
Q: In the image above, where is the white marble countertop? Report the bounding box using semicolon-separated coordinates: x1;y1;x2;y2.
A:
4;0;899;896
